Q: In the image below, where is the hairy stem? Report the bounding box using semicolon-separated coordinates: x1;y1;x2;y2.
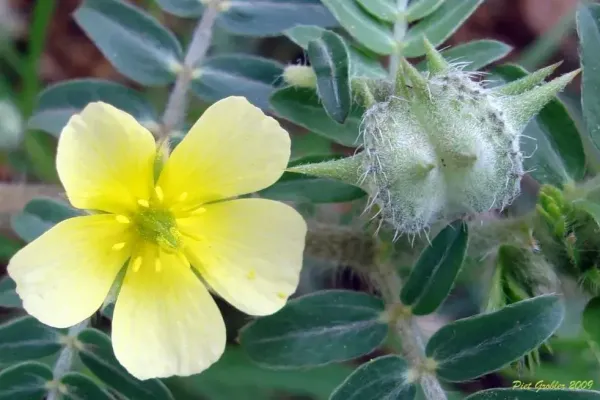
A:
376;259;447;400
388;0;409;79
161;1;221;136
395;317;447;400
46;319;89;400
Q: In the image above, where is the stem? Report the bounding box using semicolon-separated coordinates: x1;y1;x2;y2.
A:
47;319;89;400
22;0;56;117
161;1;221;136
393;313;448;400
377;261;447;400
388;0;409;79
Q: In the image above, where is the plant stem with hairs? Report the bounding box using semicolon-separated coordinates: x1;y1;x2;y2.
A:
46;319;89;400
388;0;409;79
161;0;221;136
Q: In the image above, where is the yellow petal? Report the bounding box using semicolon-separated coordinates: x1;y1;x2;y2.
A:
7;215;132;328
157;97;290;209
178;198;307;316
57;102;157;214
111;246;226;380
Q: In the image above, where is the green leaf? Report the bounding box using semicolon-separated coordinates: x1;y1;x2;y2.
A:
321;0;395;55
0;235;22;261
403;0;484;58
406;0;445;22
240;290;388;368
583;296;600;343
191;55;283;111
29;79;158;137
165;346;353;400
285;25;387;78
577;3;600;153
61;373;116;400
290;132;336;161
77;329;174;400
260;171;366;203
0;316;63;365
219;0;338;36
74;0;183;86
308;30;351;123
417;40;512;72
492;64;586;183
0;98;23;149
356;0;397;23
466;389;600;400
0;361;52;400
400;220;468;315
329;355;417;400
270;87;362;147
157;0;338;35
11;197;81;243
426;295;565;382
0;276;21;308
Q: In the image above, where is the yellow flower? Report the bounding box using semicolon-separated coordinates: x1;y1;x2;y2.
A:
7;96;307;380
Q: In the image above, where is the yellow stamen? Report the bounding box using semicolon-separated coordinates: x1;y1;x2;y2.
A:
132;256;142;272
191;207;206;215
137;199;150;207
116;215;130;224
111;242;126;251
178;192;188;202
155;259;162;272
277;292;287;299
155;186;164;202
247;269;256;280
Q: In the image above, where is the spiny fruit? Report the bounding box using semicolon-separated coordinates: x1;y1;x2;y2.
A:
290;39;579;237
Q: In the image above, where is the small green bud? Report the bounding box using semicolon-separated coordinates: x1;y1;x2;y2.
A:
282;65;317;88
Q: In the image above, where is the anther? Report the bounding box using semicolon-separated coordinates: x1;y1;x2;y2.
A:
155;259;162;272
155;186;164;202
132;256;142;272
112;242;126;251
137;199;150;208
178;192;188;202
191;207;206;215
116;215;130;224
247;270;256;280
277;292;287;299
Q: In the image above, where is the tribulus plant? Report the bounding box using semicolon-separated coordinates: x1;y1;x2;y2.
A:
3;0;600;399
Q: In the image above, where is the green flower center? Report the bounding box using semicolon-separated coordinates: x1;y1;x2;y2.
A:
133;207;181;251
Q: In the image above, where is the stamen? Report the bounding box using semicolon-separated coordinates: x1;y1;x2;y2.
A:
191;207;206;215
155;186;164;202
155;259;162;272
247;269;256;280
137;199;150;208
111;242;126;251
116;215;130;224
277;292;287;299
132;256;142;272
178;192;188;202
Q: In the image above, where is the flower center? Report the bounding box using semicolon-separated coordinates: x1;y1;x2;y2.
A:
133;206;181;251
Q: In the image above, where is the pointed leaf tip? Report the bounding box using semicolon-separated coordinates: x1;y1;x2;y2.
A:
494;61;564;95
399;58;428;98
503;69;580;129
423;37;450;74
